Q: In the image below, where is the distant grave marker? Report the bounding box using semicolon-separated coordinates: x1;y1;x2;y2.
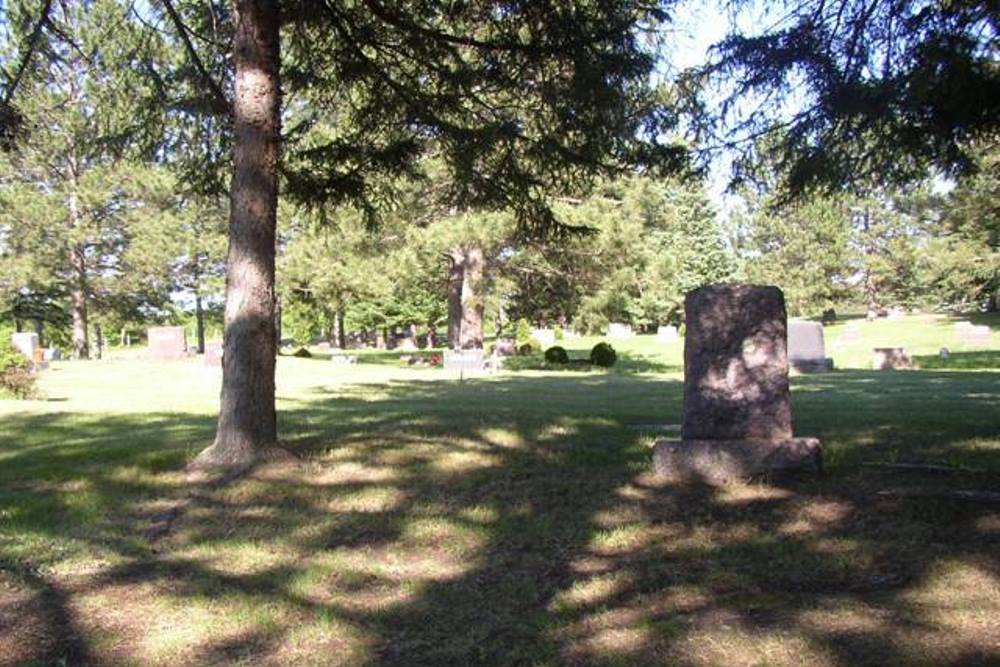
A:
10;332;38;360
839;323;863;343
788;321;834;372
147;326;187;360
656;325;678;343
607;322;634;339
653;284;821;485
531;328;555;347
204;342;223;368
872;347;912;370
444;348;485;374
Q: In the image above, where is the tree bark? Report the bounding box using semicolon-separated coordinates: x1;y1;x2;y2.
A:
446;248;464;349
336;304;346;349
34;318;44;348
194;0;281;469
67;166;90;360
459;245;484;349
94;323;103;360
195;292;206;353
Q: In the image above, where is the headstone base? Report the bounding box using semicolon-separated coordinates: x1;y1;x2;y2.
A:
790;358;834;373
652;438;822;486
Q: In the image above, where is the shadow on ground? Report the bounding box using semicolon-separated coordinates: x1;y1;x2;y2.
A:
1;371;999;666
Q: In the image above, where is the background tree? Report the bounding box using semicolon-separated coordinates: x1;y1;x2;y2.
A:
0;0;161;357
692;0;1000;196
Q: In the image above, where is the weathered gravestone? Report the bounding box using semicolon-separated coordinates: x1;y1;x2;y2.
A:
147;326;188;360
652;285;822;485
788;321;834;372
872;347;912;370
656;325;679;343
10;332;39;360
203;342;223;368
493;339;516;357
444;348;485;373
532;328;556;347
607;322;635;339
839;323;863;343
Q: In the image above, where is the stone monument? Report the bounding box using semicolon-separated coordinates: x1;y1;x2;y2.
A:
653;284;822;485
443;348;485;373
607;322;635;339
147;326;188;360
872;347;912;370
656;325;679;343
788;321;834;372
531;328;556;347
10;332;39;360
203;342;223;368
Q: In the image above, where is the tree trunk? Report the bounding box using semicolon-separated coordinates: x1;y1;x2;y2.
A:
336;305;346;349
427;323;436;348
446;248;464;349
34;318;44;348
861;208;880;320
69;244;89;360
94;324;103;360
459;245;484;349
68;176;89;360
194;0;281;469
195;292;206;353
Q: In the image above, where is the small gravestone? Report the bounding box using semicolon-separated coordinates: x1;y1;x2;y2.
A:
656;325;679;343
840;323;863;343
653;284;821;485
444;348;484;373
147;326;187;360
10;332;38;360
607;322;635;339
873;347;912;370
494;339;516;357
397;337;418;351
961;325;991;345
887;306;906;320
788;321;834;372
532;328;555;347
204;342;223;368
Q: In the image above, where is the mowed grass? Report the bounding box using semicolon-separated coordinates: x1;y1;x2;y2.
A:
1;313;998;666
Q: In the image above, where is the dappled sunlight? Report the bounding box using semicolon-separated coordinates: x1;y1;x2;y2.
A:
2;363;999;665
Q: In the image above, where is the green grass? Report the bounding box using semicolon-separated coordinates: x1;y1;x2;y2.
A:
1;313;998;666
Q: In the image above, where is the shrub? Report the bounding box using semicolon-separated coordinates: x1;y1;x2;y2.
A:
554;326;564;341
590;342;617;368
544;346;569;364
0;329;37;399
515;318;532;345
292;347;313;358
518;342;536;356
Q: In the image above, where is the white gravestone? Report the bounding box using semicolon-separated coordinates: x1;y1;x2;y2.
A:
10;332;38;359
531;328;555;347
607;322;634;339
444;348;485;373
656;325;678;343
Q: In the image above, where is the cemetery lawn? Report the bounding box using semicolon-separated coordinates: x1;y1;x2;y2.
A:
1;314;999;666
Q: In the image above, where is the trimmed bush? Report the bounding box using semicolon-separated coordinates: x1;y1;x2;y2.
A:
518;342;536;356
589;342;617;368
544;346;569;364
0;330;36;399
292;347;313;358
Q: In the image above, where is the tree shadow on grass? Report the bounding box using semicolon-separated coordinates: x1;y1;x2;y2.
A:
1;371;999;665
